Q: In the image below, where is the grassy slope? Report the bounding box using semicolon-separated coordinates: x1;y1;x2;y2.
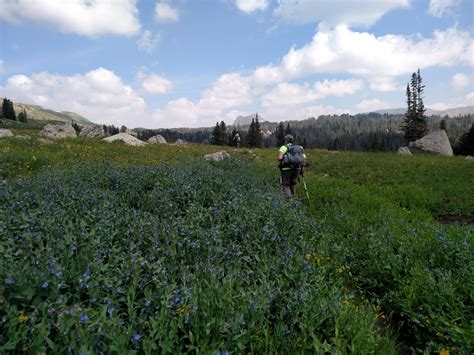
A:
10;101;94;125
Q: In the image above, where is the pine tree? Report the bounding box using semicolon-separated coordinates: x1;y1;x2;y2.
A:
18;108;28;123
211;122;221;145
276;122;285;146
401;69;428;142
439;118;447;131
218;121;227;145
254;116;263;147
456;124;474;155
285;122;292;135
2;98;16;121
247;118;256;147
120;125;127;133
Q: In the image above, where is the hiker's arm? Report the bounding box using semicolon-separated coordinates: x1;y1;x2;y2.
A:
277;152;284;161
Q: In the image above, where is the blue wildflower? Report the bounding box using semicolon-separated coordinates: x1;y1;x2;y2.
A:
5;278;15;285
42;281;49;289
79;314;89;323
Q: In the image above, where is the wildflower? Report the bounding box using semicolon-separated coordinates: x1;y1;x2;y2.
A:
343;299;350;306
176;306;187;314
336;267;344;273
42;281;49;289
439;350;449;355
144;300;150;307
18;314;29;323
304;253;312;261
316;257;322;266
5;278;15;285
79;314;89;323
132;333;141;341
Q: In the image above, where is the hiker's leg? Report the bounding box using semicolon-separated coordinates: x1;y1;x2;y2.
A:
281;171;293;197
290;170;299;196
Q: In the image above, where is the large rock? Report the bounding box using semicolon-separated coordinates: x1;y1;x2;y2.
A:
465;156;474;161
148;135;167;144
397;146;412;155
204;151;231;161
39;123;77;139
174;139;188;145
408;130;453;156
15;135;31;140
80;125;105;139
103;133;146;146
0;129;14;138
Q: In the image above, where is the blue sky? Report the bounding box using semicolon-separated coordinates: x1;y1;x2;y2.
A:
0;0;473;128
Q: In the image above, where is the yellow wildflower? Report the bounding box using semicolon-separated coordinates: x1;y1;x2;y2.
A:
316;257;322;266
336;267;344;273
176;306;187;314
343;299;350;306
18;314;28;323
305;254;312;261
439;350;449;355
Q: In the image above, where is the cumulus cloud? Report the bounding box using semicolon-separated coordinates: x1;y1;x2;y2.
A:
452;73;473;90
274;0;409;27
137;72;172;94
355;98;392;112
0;0;140;37
261;79;364;107
235;0;269;13
155;1;179;23
0;68;146;126
251;26;474;85
0;59;4;74
428;0;461;17
430;92;474;110
137;30;161;53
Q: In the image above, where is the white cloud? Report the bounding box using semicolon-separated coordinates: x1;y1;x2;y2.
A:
369;76;403;92
428;0;461;17
0;0;140;37
262;79;364;107
0;68;146;126
355;98;392;112
155;1;179;23
137;30;161;53
138;72;172;94
452;73;473;90
0;59;4;74
274;0;409;27
235;0;269;13
430;92;474;110
251;26;474;85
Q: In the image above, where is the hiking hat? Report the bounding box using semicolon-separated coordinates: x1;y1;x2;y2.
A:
284;134;293;143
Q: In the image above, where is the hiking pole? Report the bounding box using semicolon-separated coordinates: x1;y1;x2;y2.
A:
302;174;311;204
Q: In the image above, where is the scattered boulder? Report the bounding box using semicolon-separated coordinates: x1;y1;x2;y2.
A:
125;129;138;137
204;151;231;161
39;123;77;139
465;156;474;161
397;146;412;155
408;130;453;156
15;135;31;140
80;125;105;139
174;139;188;145
148;135;167;144
37;138;53;144
103;133;146;146
0;129;14;138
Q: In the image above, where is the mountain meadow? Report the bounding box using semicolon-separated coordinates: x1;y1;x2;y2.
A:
1;126;473;354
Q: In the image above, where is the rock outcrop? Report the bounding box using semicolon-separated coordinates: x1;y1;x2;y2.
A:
103;133;146;146
80;125;106;139
408;130;453;156
397;146;412;155
39;123;77;139
465;156;474;161
148;135;167;144
15;135;31;140
203;151;231;161
174;139;188;145
0;129;14;138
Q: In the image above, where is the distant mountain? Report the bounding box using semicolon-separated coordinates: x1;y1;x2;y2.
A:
10;100;95;126
233;113;265;126
374;105;474;117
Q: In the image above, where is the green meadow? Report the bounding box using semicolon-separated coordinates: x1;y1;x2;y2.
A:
1;133;473;353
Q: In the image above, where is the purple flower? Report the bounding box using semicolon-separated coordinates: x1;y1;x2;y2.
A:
42;281;49;289
5;278;15;285
79;314;89;323
131;333;141;342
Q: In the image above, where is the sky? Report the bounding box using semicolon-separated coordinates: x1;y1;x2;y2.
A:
0;0;473;128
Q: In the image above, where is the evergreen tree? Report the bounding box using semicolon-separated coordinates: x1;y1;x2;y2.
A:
401;69;428;142
18;108;28;123
254;116;263;147
439;118;447;131
71;121;81;134
120;125;127;133
285;122;292;135
247;118;256;147
218;121;227;145
276;122;285;146
211;122;221;145
2;98;16;121
456;124;474;155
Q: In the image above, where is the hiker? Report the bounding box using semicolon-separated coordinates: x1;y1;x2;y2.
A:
233;132;241;148
278;134;306;197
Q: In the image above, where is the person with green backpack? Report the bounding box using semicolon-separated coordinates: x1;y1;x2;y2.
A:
277;134;306;197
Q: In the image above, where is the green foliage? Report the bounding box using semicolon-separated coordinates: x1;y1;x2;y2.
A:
455;124;474;156
17;109;28;123
211;121;228;145
1;140;473;353
247;115;263;148
401;70;428;142
275;122;285;146
2;98;16;121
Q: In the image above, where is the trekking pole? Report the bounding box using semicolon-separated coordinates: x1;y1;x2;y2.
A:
302;175;311;204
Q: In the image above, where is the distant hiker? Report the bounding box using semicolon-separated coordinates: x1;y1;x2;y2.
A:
278;134;306;197
233;132;241;148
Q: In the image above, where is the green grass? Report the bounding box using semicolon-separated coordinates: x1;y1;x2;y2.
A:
1;138;472;353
